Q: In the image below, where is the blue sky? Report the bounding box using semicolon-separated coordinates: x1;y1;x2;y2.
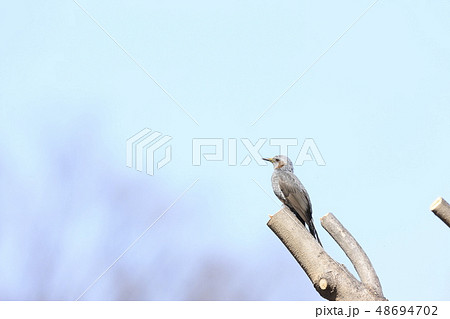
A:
0;1;449;300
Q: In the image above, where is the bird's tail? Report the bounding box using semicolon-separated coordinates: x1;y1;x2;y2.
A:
308;220;322;247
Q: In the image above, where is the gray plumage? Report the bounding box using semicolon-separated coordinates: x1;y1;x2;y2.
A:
263;155;322;246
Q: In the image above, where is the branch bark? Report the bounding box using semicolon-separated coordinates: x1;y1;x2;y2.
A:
267;206;387;301
430;197;450;227
321;213;383;297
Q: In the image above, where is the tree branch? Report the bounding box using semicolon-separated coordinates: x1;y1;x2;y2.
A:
430;197;450;227
267;206;387;301
321;213;383;296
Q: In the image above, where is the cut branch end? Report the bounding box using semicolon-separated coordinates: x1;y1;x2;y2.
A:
430;196;450;227
430;197;444;211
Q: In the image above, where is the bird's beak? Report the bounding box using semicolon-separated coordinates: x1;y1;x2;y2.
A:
262;157;273;163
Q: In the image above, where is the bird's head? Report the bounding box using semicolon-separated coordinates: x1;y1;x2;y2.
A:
262;155;294;172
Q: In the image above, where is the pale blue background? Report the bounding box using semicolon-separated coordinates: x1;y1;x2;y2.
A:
0;1;449;300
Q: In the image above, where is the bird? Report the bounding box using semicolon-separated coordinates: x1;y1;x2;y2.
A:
263;155;322;246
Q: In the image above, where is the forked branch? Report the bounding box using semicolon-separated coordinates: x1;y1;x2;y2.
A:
267;206;387;301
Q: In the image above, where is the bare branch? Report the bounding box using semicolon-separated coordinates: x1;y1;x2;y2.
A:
321;213;383;296
430;197;450;227
267;207;387;301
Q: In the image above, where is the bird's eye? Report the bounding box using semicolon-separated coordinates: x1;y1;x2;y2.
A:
275;158;279;162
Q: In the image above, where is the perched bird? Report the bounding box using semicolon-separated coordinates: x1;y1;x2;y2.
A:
263;155;322;246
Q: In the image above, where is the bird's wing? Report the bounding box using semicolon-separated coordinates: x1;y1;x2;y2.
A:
277;172;312;225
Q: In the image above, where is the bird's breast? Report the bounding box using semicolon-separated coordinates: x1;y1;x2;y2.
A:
271;173;287;203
